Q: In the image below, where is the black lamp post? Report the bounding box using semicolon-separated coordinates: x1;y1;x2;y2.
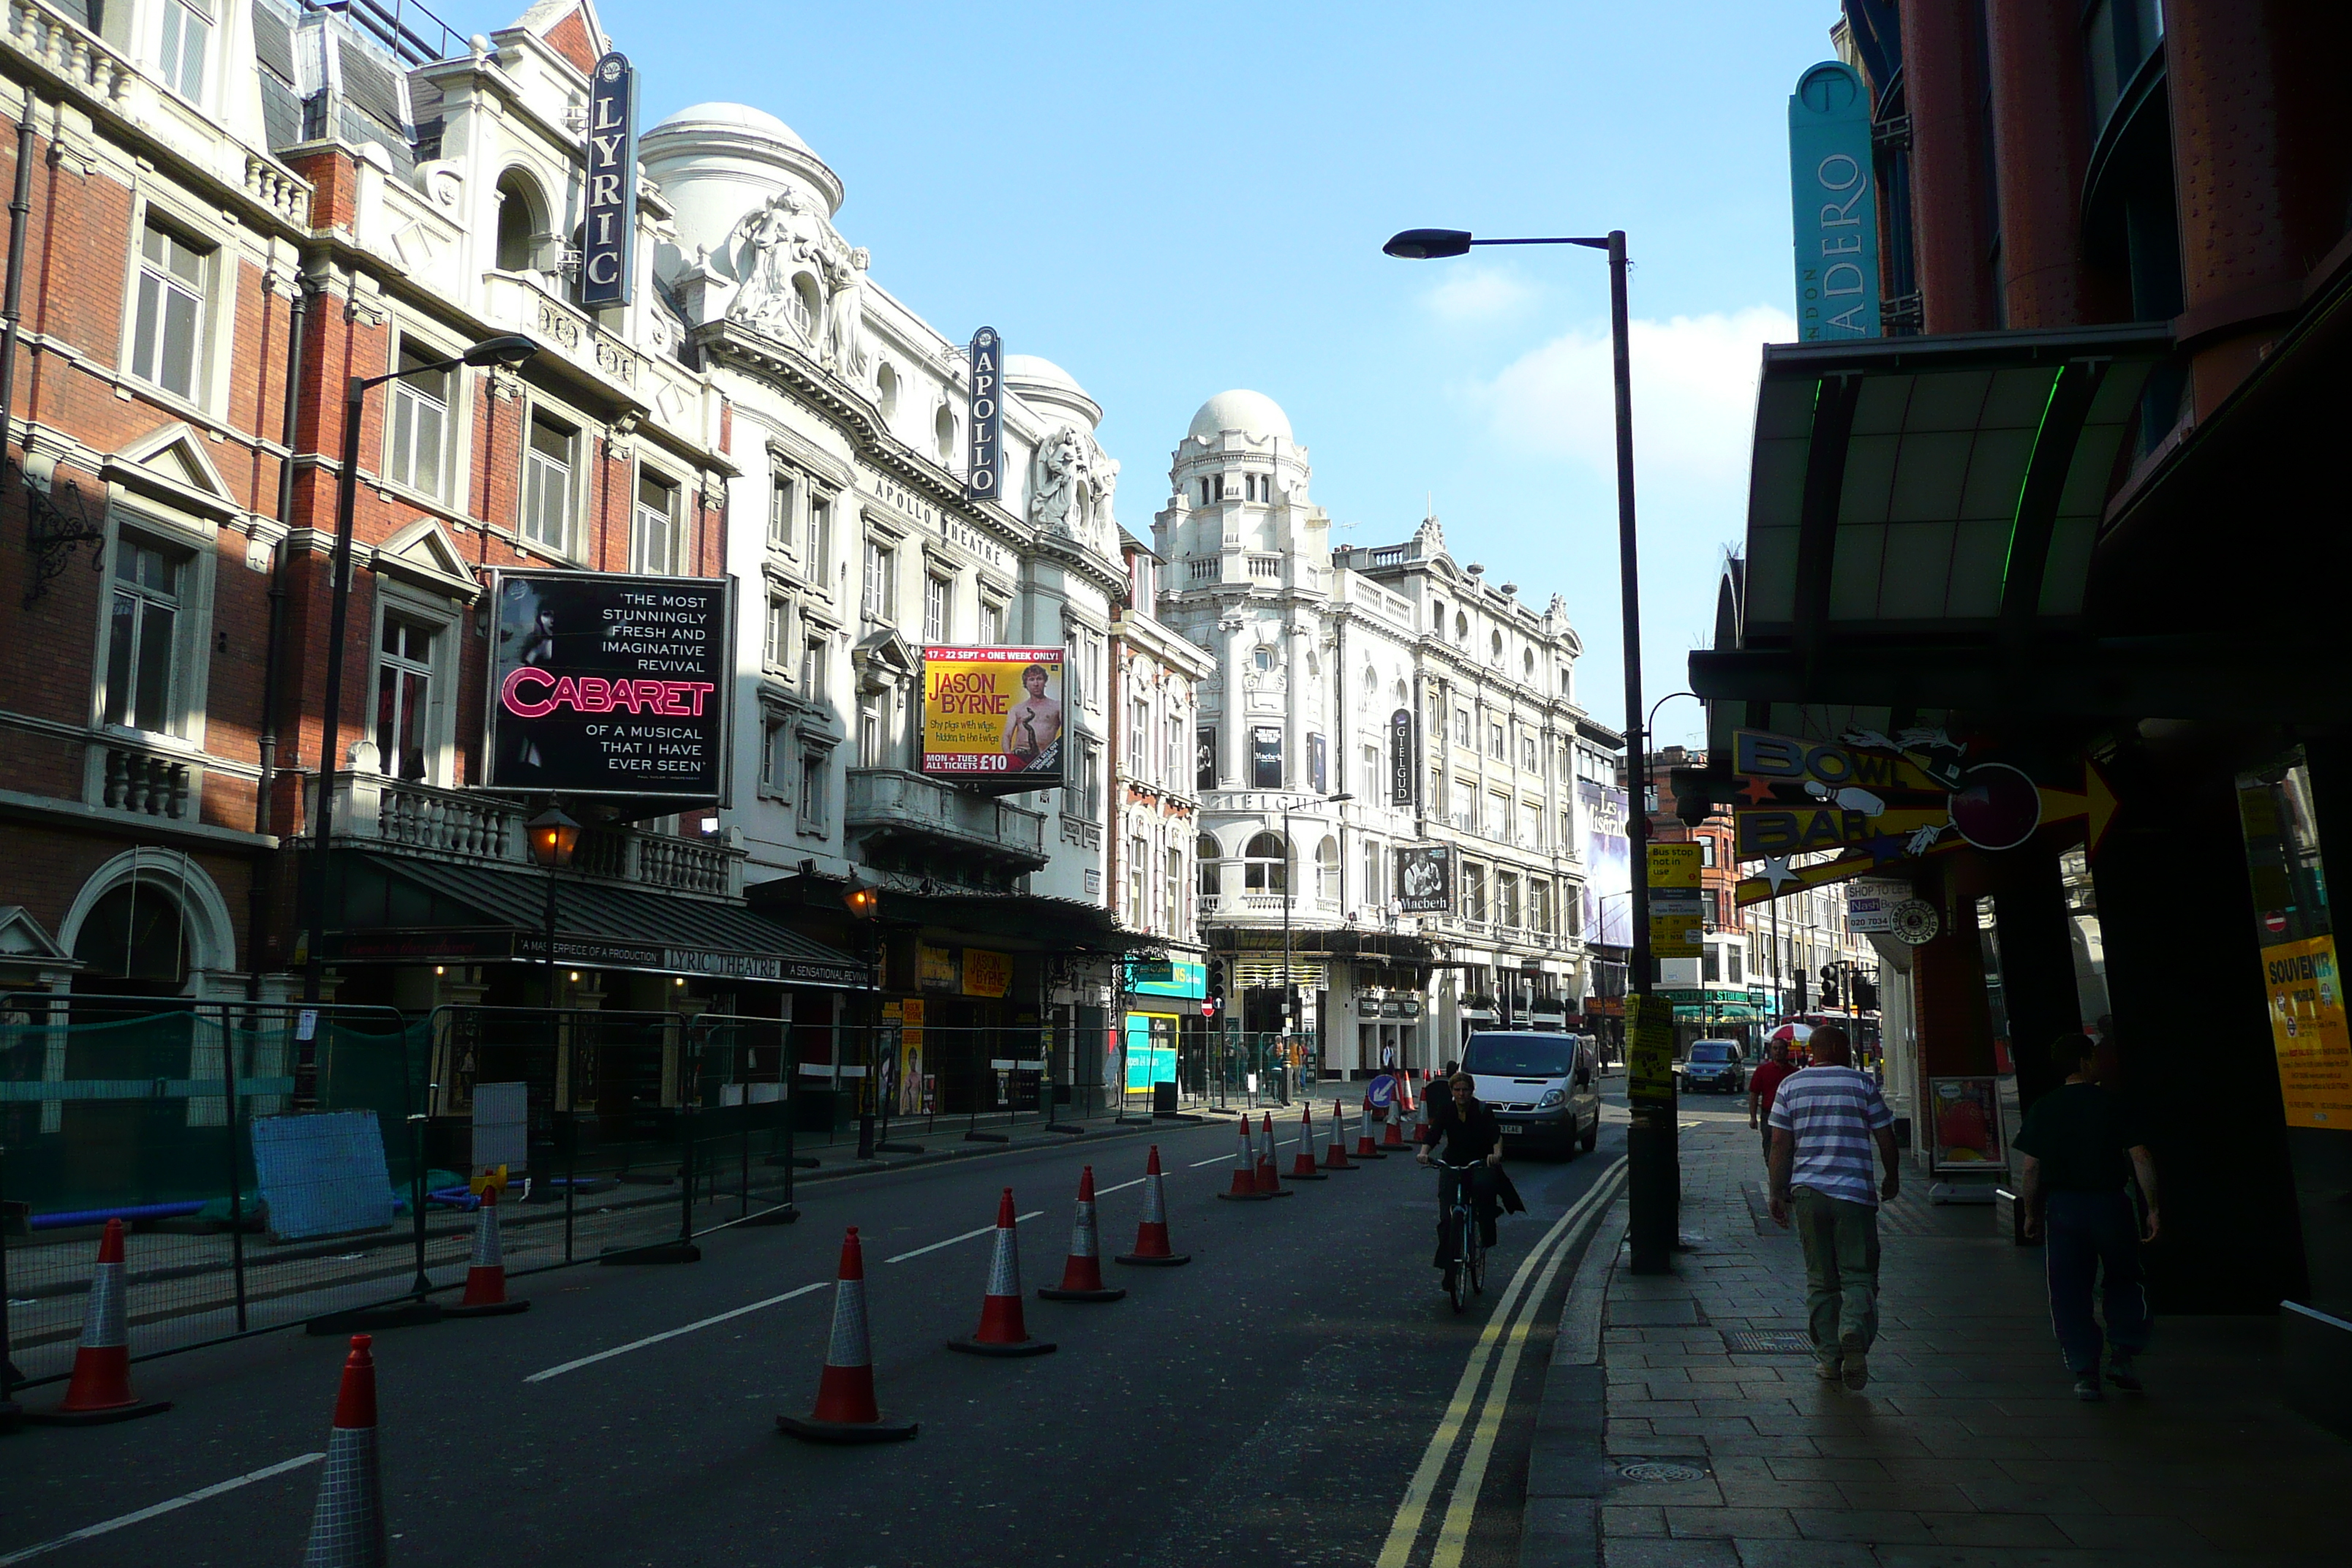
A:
842;872;881;1159
300;333;539;1004
526;805;580;1006
1384;227;1678;1272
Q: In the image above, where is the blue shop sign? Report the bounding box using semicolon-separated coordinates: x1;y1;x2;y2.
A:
1126;957;1206;1000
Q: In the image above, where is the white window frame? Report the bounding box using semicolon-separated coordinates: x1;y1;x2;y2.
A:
767;468;796;551
862;536;896;623
631;465;682;576
154;0;214;107
797;741;832;834
922;571;951;644
806;490;833;587
91;504;217;747
383;334;456;504
521;404;580;556
127;214;212;406
367;584;460;785
763;594;791;671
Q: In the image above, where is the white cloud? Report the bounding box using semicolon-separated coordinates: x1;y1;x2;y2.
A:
1424;267;1537;325
1474;306;1795;496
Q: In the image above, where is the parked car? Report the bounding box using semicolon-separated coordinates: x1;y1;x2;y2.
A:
1676;1039;1747;1095
1460;1031;1603;1157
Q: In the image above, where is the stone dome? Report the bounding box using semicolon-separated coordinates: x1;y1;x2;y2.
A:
647;102;813;155
1187;389;1293;445
1006;354;1101;430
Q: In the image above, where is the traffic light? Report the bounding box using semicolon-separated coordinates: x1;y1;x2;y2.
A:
1668;766;1731;827
1207;959;1226;998
1820;965;1842;1006
1793;970;1809;1009
1855;973;1880;1011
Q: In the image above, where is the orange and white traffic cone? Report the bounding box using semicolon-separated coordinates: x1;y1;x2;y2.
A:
946;1189;1056;1357
1323;1100;1357;1169
1254;1112;1292;1196
445;1186;529;1318
298;1335;387;1567
27;1218;170;1425
1038;1166;1126;1302
779;1228;918;1442
1383;1093;1410;1147
1288;1107;1327;1180
1115;1146;1191;1266
1354;1098;1388;1160
1218;1115;1270;1200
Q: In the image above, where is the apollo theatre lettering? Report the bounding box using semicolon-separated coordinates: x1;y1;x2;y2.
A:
966;326;1003;500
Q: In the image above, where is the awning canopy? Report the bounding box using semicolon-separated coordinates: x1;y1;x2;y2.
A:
1697;324;2203;738
335;854;867;987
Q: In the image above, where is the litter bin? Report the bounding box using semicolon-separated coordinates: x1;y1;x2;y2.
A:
1152;1081;1178;1116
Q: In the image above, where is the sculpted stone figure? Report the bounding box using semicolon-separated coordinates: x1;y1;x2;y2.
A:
1029;426;1090;539
726;189;858;358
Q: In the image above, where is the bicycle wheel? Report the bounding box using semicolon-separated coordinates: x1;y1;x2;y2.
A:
1447;1212;1469;1313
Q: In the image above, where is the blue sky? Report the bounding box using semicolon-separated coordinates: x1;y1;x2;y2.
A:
571;0;1842;745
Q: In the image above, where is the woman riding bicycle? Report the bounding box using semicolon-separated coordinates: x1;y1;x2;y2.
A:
1417;1072;1518;1271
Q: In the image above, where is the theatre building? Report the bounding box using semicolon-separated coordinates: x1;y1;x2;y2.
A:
1700;1;2352;1431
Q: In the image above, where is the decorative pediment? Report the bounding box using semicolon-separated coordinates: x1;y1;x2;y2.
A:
370;517;482;600
103;423;237;520
852;627;917;693
0;905;70;962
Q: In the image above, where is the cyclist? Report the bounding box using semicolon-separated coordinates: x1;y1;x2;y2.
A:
1418;1071;1508;1274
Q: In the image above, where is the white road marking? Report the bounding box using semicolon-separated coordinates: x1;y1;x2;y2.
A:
1094;1177;1144;1196
883;1213;1042;1264
523;1282;827;1383
0;1453;326;1565
1372;1158;1628;1568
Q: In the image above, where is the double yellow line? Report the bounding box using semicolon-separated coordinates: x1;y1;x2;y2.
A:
1374;1158;1627;1568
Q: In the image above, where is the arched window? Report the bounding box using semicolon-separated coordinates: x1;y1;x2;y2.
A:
935;405;956;466
1251;644;1274;673
1196;832;1221;897
876;362;899;421
495;171;545;273
791;274;823;338
1316;836;1340;902
72;881;188;986
1243;831;1288;894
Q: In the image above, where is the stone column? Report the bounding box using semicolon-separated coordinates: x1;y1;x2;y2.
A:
1898;0;2000;331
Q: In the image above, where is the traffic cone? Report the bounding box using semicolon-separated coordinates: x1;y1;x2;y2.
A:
1288;1107;1327;1180
445;1186;529;1317
1354;1098;1388;1159
298;1336;386;1567
1254;1112;1292;1196
1038;1166;1126;1302
1383;1095;1410;1147
1218;1114;1270;1200
779;1228;918;1442
27;1218;170;1425
946;1189;1056;1357
1115;1146;1191;1266
1323;1099;1357;1169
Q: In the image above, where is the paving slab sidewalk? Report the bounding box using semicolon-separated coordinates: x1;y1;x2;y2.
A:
1526;1119;2352;1567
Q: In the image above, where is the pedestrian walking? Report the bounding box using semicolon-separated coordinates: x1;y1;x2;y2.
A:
2015;1033;2157;1401
1766;1025;1899;1390
1747;1037;1796;1165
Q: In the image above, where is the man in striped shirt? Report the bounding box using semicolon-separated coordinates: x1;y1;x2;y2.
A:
1767;1025;1900;1390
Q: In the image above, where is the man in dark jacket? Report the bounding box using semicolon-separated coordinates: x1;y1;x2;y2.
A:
2015;1033;2159;1401
1417;1073;1525;1268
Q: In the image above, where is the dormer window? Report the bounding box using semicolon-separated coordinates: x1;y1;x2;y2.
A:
157;0;212;106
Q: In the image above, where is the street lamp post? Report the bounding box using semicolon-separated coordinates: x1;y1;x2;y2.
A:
1385;227;1675;1271
300;333;538;1004
841;872;881;1158
1280;791;1352;1103
525;807;581;1006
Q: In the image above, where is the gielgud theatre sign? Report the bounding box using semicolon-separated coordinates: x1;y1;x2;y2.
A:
486;569;735;802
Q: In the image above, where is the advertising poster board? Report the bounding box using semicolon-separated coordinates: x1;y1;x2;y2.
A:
1396;844;1453;914
919;646;1065;787
1627;995;1676;1103
1927;1076;2007;1172
2260;935;2352;1128
1580;778;1632;945
486;570;731;800
1251;725;1284;788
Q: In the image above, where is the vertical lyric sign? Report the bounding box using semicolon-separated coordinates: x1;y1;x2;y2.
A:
966;326;1003;500
1388;708;1414;806
1787;59;1880;339
581;53;638;309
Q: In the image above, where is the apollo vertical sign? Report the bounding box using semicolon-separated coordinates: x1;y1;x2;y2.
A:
966;327;1003;501
1789;61;1880;339
581;53;637;308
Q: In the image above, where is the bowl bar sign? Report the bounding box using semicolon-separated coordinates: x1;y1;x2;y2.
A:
486;569;734;801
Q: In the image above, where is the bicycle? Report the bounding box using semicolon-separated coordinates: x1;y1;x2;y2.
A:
1427;1156;1489;1312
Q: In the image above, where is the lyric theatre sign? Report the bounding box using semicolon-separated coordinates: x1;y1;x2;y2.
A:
580;53;638;308
486;569;734;800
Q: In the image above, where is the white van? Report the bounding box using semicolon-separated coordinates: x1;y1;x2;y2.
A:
1458;1030;1602;1158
